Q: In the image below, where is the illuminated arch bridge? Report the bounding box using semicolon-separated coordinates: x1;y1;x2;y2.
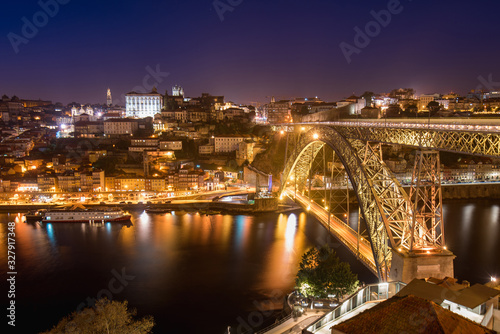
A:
277;122;500;281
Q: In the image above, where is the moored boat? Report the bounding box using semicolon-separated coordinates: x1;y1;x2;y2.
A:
41;205;131;223
24;209;46;222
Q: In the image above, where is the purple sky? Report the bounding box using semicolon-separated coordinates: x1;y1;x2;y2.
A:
1;0;500;105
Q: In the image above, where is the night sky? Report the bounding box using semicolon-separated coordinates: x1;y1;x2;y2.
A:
1;0;500;105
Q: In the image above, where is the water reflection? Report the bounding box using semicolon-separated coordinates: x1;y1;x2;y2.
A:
136;211;152;243
483;205;499;256
492;205;499;225
235;215;249;253
459;204;475;236
441;200;500;282
46;223;56;246
285;214;297;253
2;201;499;334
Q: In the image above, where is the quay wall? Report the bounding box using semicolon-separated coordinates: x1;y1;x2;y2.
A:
344;183;500;203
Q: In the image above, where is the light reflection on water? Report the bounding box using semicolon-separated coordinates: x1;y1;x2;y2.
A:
484;205;499;256
46;223;56;246
0;199;498;333
442;200;500;283
0;211;337;333
285;213;297;253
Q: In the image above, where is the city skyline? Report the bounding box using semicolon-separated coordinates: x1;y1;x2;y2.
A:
3;1;500;333
2;0;500;104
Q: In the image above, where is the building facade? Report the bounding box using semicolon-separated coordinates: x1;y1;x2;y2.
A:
214;136;247;153
160;141;182;151
126;88;163;118
263;100;291;124
104;119;139;135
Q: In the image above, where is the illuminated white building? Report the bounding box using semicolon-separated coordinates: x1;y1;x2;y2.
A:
126;88;163;118
172;85;184;97
71;105;94;117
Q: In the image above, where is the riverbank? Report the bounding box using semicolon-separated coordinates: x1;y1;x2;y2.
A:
1;197;292;215
338;182;500;203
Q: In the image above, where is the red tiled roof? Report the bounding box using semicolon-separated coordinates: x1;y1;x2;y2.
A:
332;295;495;334
397;279;500;309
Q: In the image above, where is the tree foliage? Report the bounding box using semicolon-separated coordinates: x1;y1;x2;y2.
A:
361;91;375;107
40;298;154;334
93;156;118;175
296;246;358;301
427;101;441;115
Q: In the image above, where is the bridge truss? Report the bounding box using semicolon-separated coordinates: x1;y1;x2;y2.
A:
278;125;453;281
332;124;500;158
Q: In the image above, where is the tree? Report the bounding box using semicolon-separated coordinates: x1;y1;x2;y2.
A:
296;246;358;301
361;91;375;107
296;248;322;298
41;298;154;334
427;101;441;115
93;156;118;175
403;104;418;116
385;104;402;118
321;260;359;302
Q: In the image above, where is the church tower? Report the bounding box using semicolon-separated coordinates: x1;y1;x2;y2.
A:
107;88;112;106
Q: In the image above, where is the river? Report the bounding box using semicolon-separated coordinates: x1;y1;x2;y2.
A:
0;199;498;333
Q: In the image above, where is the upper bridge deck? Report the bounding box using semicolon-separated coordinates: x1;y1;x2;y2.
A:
302;118;500;134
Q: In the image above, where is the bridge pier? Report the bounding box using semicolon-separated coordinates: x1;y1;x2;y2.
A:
389;249;455;283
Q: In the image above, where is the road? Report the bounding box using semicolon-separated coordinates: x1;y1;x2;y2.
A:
285;189;377;274
302;118;500;133
0;187;254;206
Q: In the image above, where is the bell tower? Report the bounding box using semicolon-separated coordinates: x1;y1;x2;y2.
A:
107;88;112;106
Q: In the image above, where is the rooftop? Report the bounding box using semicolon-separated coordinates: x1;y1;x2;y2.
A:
397;278;500;309
332;295;495;334
126;89;161;96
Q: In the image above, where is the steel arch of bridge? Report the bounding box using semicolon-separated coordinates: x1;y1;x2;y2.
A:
279;127;414;281
330;124;500;158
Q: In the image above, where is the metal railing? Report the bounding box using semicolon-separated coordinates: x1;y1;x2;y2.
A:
306;281;406;333
287;189;377;274
304;120;500;134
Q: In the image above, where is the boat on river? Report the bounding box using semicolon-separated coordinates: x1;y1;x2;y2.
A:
37;205;131;223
